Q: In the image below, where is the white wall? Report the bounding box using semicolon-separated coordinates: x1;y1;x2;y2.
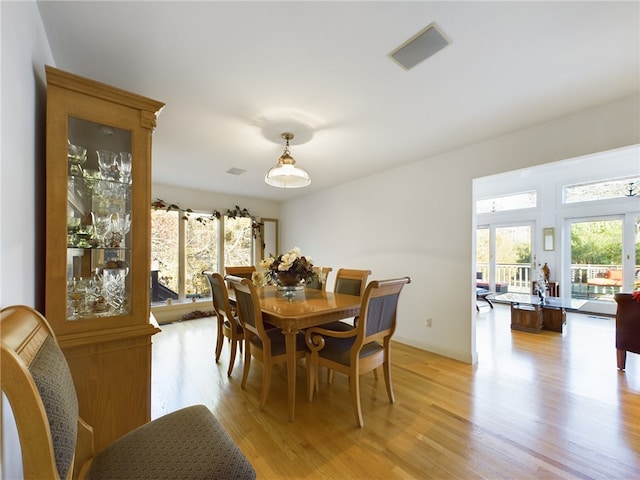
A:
1;1;55;478
1;0;53;308
279;95;640;365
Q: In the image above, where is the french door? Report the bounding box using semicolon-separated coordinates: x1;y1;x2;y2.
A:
476;223;534;294
566;214;638;312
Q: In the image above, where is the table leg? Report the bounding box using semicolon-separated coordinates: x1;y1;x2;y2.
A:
284;331;297;422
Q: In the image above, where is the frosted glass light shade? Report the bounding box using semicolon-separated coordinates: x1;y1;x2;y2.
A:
264;133;311;188
265;163;311;188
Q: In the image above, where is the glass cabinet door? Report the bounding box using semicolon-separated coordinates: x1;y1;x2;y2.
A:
66;117;133;320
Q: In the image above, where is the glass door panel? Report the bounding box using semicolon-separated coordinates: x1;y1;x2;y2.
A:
476;227;490;285
495;225;532;293
570;218;623;301
66;117;132;319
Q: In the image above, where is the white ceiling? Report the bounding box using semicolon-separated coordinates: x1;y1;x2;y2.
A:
37;1;640;202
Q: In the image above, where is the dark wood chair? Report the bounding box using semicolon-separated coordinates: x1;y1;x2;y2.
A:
304;277;411;427
203;270;244;377
614;293;640;370
0;305;256;479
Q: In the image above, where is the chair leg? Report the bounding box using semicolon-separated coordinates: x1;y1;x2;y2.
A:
383;359;395;404
350;372;364;428
373;368;379;380
328;368;334;384
241;343;251;388
260;360;272;410
214;318;224;363
306;354;316;402
617;349;627;370
227;338;238;377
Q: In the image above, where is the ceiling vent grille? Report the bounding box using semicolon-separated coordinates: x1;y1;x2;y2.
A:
226;167;246;176
389;22;451;71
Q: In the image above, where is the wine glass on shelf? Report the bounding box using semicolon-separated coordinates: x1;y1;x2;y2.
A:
67;277;86;320
97;150;119;181
67;141;87;176
91;212;112;248
118;152;132;184
108;213;131;248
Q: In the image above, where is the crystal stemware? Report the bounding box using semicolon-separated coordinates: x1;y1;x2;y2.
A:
67;277;86;319
91;212;112;248
102;267;128;314
118;152;132;184
108;213;131;248
97;150;119;181
68;141;87;176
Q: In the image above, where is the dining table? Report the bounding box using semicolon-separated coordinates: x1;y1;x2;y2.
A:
233;285;362;421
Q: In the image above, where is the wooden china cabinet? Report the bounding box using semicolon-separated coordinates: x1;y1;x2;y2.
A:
44;66;164;452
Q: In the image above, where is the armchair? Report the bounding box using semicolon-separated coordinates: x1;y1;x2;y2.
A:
1;305;256;479
226;276;306;411
305;277;410;427
614;293;640;370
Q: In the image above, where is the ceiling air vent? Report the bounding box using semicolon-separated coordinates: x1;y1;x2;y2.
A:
389;22;451;71
226;167;246;176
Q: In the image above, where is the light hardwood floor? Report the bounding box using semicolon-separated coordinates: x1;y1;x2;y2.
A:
152;303;639;479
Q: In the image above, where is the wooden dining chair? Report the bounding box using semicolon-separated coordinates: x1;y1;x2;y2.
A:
305;277;410;427
1;305;256;480
322;268;371;329
203;270;244;377
225;265;256;279
334;268;371;297
226;276;307;411
320;268;373;382
305;266;333;291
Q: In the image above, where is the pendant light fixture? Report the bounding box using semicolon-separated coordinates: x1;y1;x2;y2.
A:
265;132;311;188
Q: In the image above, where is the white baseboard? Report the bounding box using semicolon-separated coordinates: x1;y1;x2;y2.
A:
393;334;475;364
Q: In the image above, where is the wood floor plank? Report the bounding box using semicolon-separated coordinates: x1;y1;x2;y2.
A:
152;304;640;479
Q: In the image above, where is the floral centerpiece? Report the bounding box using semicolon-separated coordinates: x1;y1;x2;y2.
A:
259;247;317;287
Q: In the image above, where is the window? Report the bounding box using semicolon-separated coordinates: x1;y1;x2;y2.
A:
564;176;639;203
476;191;537;213
151;209;179;296
224;216;252;267
569;218;623;302
151;210;254;304
185;215;218;298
